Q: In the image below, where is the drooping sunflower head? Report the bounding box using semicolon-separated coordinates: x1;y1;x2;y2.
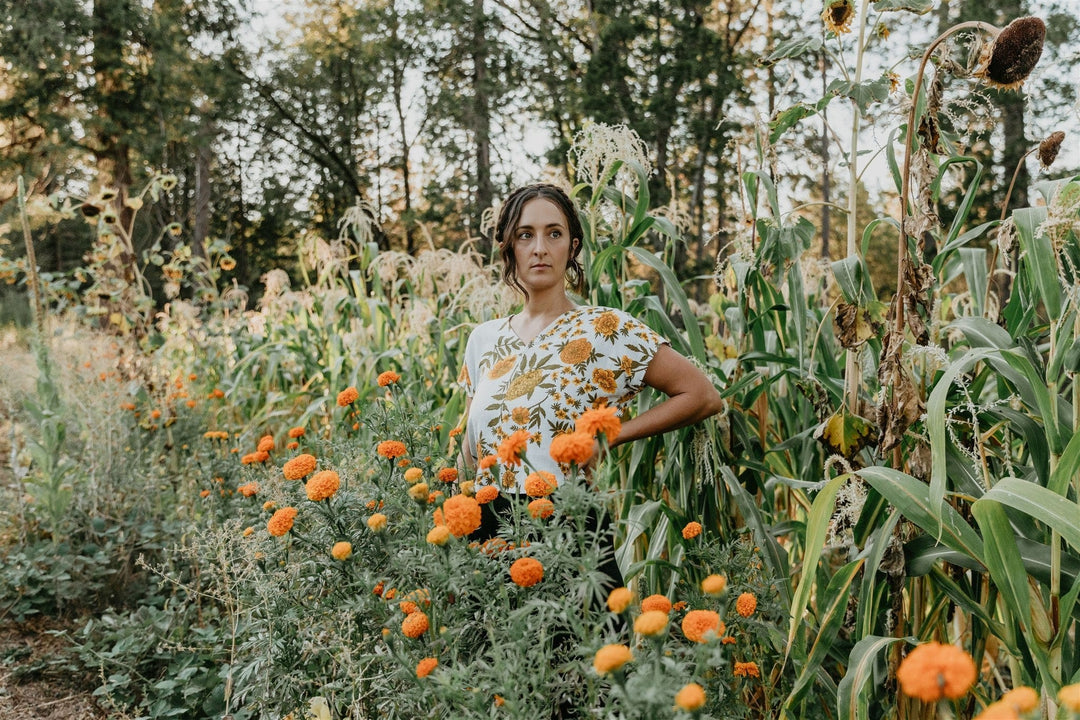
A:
976;16;1045;91
822;0;855;35
1038;131;1066;170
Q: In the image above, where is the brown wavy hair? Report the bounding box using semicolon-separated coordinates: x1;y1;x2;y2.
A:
496;183;586;299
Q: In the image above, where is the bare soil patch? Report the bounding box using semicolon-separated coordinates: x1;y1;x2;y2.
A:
0;617;104;720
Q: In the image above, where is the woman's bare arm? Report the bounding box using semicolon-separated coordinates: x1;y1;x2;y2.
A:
610;345;723;448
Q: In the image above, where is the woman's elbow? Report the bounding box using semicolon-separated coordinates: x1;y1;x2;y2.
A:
698;386;724;421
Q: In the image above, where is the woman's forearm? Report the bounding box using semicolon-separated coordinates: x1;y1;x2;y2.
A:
611;390;722;448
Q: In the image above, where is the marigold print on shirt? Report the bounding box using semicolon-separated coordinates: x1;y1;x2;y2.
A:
460;306;665;491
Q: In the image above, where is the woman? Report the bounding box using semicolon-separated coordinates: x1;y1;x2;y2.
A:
459;182;723;524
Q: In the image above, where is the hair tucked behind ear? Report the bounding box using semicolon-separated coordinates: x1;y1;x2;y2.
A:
496;183;586;299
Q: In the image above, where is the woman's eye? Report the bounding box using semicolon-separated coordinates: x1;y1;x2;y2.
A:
550;231;562;238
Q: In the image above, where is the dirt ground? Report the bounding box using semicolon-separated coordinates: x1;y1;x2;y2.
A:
0;617;105;720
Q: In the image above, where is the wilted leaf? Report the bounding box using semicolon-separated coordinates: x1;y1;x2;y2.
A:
769;97;833;144
834;301;886;349
815;408;880;460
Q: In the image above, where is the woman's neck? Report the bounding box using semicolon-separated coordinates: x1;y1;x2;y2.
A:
520;289;576;320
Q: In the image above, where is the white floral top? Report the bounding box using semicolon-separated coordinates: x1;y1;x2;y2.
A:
459;306;666;491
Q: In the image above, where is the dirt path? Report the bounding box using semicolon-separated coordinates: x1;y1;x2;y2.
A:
0;618;105;720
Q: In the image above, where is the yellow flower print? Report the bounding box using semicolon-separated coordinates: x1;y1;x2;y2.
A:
620;355;634;375
593;368;617;394
560;338;593;364
505;368;545;400
511;406;530;425
488;355;517;379
593;311;620;338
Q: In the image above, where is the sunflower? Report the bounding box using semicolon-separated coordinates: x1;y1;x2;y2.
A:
975;16;1046;91
822;0;854;35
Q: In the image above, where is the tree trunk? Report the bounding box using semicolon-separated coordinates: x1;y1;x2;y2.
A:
471;0;492;254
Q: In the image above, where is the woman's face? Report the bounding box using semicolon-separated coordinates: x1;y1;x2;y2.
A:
511;197;573;295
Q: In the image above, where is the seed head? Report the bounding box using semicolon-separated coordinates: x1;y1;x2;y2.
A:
1038;131;1065;170
977;17;1045;91
822;0;855;35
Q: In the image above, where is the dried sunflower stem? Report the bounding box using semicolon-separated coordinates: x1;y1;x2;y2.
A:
897;21;999;338
843;0;873;413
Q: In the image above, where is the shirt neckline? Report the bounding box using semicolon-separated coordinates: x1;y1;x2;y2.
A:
506;306;582;346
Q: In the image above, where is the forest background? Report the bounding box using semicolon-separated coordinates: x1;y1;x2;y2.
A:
1;0;1077;310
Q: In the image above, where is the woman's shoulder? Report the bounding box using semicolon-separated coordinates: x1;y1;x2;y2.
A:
465;317;511;350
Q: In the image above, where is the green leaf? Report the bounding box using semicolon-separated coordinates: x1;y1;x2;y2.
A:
836;636;907;720
828;73;893;114
1050;429;1080;497
981;478;1080;553
786;558;865;709
858;466;984;564
1013;207;1062;320
769;98;833;144
785;474;847;654
831;256;864;303
873;0;934;11
762;35;823;65
971;501;1033;633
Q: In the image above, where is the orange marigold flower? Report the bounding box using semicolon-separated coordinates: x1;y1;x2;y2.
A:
493;695;505;707
593;644;633;675
999;687;1037;713
267;507;298;536
377;440;407;459
256;434;275;453
634;610;669;637
400;601;419;615
185;400;197;408
607;587;634;613
427;525;451;546
337;386;359;406
199;489;210;498
1058;684;1080;711
549;431;594;465
973;701;1020;720
287;426;305;438
672;601;688;612
437;467;459;483
404;467;424;484
478;454;498;470
120;402;136;411
384;587;397;600
373;581;385;597
702;574;727;596
263;500;276;511
416;657;438;678
242;526;254;537
331;541;352;560
459;480;475;496
377;370;400;387
287;441;299;450
722;635;736;645
736;592;757;617
440;494;482;537
150;409;162;419
641;594;672;615
409;482;430;502
367;513;388;532
528;498;554;519
497;429;531;466
238;482;259;497
733;661;760;678
524;471;558;497
284;456;316;482
682;610;724;643
575;406;622;442
240;452;257;465
306;470;340;501
401;611;429;638
896;642;978;702
682;521;703;539
476;485;499;504
510;557;544;587
674;683;706;712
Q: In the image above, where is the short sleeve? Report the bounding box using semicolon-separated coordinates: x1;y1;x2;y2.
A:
458;331;477;396
611;310;668;395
